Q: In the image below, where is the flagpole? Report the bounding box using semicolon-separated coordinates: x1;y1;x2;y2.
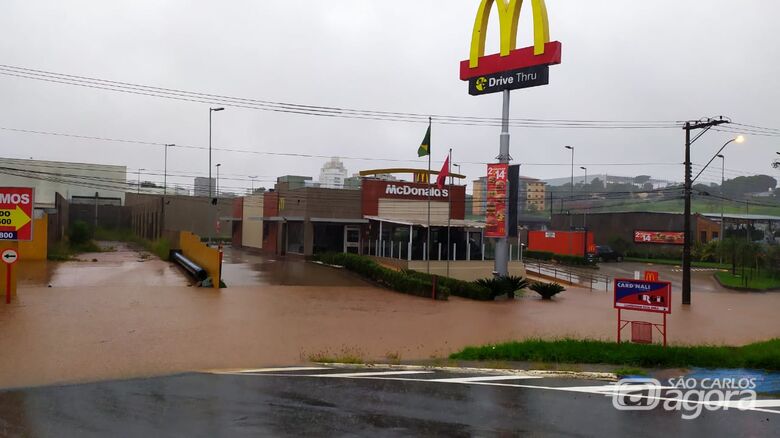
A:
446;148;452;278
426;117;432;274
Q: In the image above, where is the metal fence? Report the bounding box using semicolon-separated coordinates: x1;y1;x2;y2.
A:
523;258;612;291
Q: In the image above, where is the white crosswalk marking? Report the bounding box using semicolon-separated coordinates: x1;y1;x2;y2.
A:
308;370;434;378
217;367;332;374
430;375;543;383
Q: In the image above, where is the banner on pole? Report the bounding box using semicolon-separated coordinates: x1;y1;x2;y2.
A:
485;164;509;238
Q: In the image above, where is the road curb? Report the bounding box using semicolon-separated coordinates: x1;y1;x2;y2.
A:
314;362;618;382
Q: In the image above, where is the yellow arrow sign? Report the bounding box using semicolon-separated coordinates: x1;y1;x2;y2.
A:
0;206;32;231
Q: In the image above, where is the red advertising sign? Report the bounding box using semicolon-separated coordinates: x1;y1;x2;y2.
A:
0;187;34;241
614;279;672;314
634;230;685;245
485;164;508;238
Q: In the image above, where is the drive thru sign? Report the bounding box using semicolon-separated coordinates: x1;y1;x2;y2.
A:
0;188;34;241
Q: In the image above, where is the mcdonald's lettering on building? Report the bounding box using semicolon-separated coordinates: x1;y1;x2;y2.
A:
460;0;562;95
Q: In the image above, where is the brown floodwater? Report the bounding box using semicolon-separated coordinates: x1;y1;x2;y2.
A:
1;245;778;389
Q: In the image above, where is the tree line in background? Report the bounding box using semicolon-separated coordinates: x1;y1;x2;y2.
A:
549;174;778;200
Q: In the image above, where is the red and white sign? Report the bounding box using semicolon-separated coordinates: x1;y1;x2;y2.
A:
1;249;18;265
360;179;466;219
614;278;672;314
634;230;685;245
0;187;34;241
485;164;508;238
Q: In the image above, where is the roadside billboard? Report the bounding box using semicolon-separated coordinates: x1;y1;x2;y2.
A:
485;164;508;238
634;230;685;245
0;187;34;241
614;278;672;314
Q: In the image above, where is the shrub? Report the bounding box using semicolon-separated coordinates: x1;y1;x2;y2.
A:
474;275;529;299
523;251;595;267
403;269;492;301
524;250;554;261
530;281;566;300
314;253;449;300
68;220;92;246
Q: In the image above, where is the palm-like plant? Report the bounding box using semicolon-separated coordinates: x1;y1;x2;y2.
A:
474;276;530;299
530;282;566;300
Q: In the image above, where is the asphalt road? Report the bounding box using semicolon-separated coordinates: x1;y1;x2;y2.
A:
1;367;778;437
597;262;726;294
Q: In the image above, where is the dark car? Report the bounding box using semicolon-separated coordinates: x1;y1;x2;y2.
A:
588;245;624;263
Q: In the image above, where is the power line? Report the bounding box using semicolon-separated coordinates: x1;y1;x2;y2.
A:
0;63;683;129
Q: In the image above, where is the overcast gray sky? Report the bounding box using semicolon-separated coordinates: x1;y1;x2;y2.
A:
1;0;779;194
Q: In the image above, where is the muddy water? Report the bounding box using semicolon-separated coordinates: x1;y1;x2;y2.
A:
16;242;191;288
2;279;779;389
219;248;370;287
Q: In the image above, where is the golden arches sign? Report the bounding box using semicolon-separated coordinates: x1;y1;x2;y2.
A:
459;0;561;89
470;0;551;68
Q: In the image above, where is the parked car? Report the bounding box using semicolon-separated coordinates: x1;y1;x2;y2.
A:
588;245;624;263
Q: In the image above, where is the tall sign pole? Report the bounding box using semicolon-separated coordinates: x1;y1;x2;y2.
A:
494;90;511;276
460;0;562;277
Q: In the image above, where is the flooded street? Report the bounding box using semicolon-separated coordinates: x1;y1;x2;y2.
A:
1;245;779;389
219;248;370;287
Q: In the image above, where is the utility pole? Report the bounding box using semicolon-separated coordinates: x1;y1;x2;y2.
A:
682;117;730;306
717;154;725;264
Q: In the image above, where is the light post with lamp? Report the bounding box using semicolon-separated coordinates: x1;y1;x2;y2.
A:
208;107;224;244
580;166;588;228
685;135;745;302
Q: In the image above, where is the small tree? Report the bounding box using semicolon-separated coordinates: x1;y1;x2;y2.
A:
68;220;92;246
530;282;566;300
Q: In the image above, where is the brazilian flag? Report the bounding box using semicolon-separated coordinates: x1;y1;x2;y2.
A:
418;124;431;157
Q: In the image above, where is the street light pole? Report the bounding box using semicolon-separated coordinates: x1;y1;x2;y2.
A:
209;108;225;199
136;168;145;194
717;154;725;263
164;144;175;196
216;164;222;198
564;146;574;228
580;166;588;228
209;108;224;244
249;176;258;194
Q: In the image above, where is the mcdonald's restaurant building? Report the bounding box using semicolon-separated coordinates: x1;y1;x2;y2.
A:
233;174;484;260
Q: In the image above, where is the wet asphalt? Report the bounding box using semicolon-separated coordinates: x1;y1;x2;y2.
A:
0;367;777;437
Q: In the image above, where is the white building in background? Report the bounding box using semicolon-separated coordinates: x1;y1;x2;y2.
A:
0;157;127;207
319;157;349;189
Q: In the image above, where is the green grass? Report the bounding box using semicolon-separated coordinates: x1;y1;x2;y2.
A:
624;257;730;269
715;270;780;291
595;199;780;216
450;339;780;371
47;240;103;261
612;367;648;377
93;228;171;261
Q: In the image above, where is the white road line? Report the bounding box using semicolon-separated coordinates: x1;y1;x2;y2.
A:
216;367;332;374
307;370;434;378
292;374;780;416
430;375;543;383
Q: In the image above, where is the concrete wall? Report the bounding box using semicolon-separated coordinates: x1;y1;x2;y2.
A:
127;193;231;240
179;231;221;289
241;195;264;249
0;158;126;206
